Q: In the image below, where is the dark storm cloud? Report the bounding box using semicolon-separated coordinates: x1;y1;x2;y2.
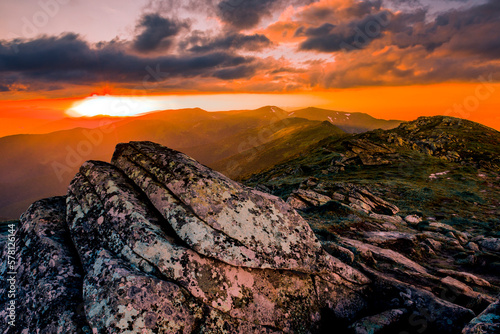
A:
217;0;277;29
342;0;382;18
298;0;500;58
188;33;272;53
0;33;257;89
217;0;318;29
299;11;392;52
294;0;500;88
133;13;188;52
213;64;258;79
297;0;383;23
144;0;294;30
388;0;500;57
1;0;500;92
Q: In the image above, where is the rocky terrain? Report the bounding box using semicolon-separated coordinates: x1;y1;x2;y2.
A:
0;116;499;333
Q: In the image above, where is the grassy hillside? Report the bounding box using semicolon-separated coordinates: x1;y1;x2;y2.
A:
244;116;500;237
212;120;346;179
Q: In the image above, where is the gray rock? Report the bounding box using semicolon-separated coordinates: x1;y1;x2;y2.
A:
364;266;475;334
368;213;403;225
64;142;371;332
286;189;332;210
479;238;500;253
322;241;356;264
349;308;407;334
405;215;422;225
363;232;416;246
339;238;431;277
425;238;443;251
462;298;500;334
437;269;491;288
0;197;89;333
466;242;481;252
4;141;495;334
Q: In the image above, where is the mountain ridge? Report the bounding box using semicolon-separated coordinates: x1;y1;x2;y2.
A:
0;106;400;219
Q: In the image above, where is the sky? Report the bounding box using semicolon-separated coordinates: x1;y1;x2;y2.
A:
0;0;499;131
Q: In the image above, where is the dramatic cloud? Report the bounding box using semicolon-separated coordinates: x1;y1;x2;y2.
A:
213;64;259;79
0;33;258;89
133;14;188;52
298;10;392;52
1;0;499;94
187;33;273;53
217;0;278;29
217;0;318;29
388;0;500;58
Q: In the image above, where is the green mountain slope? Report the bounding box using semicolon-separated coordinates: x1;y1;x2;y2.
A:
244;116;500;235
211;119;346;179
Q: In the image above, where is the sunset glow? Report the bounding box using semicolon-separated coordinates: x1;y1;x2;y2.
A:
0;0;499;131
68;96;166;117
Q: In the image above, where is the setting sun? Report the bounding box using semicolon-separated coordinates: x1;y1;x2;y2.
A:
67;96;166;117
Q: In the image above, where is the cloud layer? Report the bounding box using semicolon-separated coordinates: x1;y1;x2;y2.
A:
0;0;499;95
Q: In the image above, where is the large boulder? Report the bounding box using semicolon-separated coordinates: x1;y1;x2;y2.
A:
1;141;371;333
66;156;369;332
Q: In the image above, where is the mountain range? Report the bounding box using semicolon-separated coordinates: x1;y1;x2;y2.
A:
0;106;400;219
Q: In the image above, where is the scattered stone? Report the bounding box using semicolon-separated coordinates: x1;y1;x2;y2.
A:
286;189;332;210
339;238;430;277
425;238;443;251
479;238;500;253
466;242;481;252
364;266;475;334
440;277;495;311
405;215;422;225
437;270;491;288
322;241;355;264
369;213;403;225
349;308;407;334
363;232;417;245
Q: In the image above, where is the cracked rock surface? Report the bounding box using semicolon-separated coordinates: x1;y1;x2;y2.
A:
1;142;370;333
1;141;498;334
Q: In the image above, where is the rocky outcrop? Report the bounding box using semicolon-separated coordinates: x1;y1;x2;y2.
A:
288;181;399;218
1;141;371;333
1;141;498;333
341;139;397;166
